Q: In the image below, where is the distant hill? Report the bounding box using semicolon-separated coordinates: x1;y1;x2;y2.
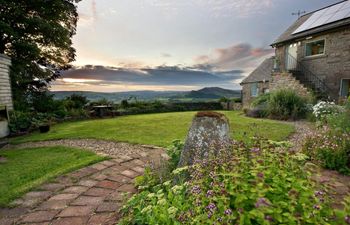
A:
184;87;240;99
52;87;241;102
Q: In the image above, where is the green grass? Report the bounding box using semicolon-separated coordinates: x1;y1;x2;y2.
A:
11;111;295;147
0;146;105;206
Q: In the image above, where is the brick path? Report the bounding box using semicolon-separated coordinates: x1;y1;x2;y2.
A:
288;121;350;209
0;144;166;225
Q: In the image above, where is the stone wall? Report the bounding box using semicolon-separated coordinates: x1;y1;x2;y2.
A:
270;72;311;98
0;54;13;110
242;82;269;108
275;27;350;99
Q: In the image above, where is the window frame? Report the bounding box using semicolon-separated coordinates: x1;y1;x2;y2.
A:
250;82;259;97
304;39;326;58
340;78;350;97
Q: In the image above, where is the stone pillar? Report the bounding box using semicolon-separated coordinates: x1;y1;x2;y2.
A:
0;54;13;138
178;112;231;167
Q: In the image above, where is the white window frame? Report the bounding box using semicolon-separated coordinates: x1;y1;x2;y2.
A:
304;39;326;58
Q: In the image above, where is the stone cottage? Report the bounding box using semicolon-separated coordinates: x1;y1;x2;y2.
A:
0;54;13;138
240;57;274;108
241;0;350;107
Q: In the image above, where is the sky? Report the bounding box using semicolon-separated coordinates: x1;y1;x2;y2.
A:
51;0;339;92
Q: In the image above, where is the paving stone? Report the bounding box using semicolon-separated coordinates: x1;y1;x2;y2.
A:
101;160;116;167
96;202;120;212
90;163;108;171
62;186;89;194
0;217;15;225
95;180;121;190
40;183;65;192
58;206;96;217
90;173;108;181
77;179;98;187
52;216;88;225
21;211;58;223
87;213;114;225
121;170;139;179
49;193;79;201
106;191;128;202
117;184;137;193
84;187;113;197
131;166;145;174
37;200;71;210
107;174;131;184
70;196;105;206
21;191;52;208
0;207;29;218
55;176;74;186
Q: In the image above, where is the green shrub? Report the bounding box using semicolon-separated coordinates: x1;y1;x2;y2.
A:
8;111;32;133
267;89;308;120
251;93;271;107
323;100;350;133
120;138;350;224
303;129;350;174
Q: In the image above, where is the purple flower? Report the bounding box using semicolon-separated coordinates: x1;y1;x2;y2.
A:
345;215;350;224
314;191;324;197
208;212;212;219
191;185;201;194
255;198;271;208
224;209;232;215
217;217;223;222
250;147;260;153
265;215;274;222
257;172;264;178
313;205;321;210
206;190;214;197
206;203;216;212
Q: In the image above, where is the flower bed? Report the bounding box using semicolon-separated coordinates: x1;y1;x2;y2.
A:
119;139;350;224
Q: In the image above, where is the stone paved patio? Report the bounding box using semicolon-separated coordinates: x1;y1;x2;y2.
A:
0;142;167;225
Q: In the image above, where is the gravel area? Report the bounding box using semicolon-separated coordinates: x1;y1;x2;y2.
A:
5;139;168;164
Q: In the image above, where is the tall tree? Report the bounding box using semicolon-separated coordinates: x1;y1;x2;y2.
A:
0;0;80;109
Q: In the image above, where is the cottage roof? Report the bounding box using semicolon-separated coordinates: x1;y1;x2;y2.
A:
272;0;350;46
240;57;274;84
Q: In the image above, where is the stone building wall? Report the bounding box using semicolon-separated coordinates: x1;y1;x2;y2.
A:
270;72;311;98
242;82;269;108
0;54;13;110
275;27;350;99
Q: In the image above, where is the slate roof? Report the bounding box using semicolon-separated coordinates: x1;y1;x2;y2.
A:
272;0;350;46
240;57;274;84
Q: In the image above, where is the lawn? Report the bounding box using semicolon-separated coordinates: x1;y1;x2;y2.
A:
11;111;295;147
0;146;105;206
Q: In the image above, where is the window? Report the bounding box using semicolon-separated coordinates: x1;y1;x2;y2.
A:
251;83;259;97
340;79;350;97
305;40;325;57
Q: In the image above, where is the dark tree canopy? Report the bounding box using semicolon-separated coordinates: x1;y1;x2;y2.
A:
0;0;80;109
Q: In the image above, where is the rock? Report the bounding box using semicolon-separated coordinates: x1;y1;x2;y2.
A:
178;112;231;167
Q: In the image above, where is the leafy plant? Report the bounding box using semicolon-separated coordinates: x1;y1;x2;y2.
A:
303;128;350;174
267;89;308;120
120;138;349;224
8;111;32;133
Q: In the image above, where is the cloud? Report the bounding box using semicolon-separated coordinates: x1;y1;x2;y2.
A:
52;65;244;92
161;53;172;58
194;43;274;72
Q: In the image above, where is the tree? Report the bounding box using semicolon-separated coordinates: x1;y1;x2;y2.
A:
0;0;80;110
